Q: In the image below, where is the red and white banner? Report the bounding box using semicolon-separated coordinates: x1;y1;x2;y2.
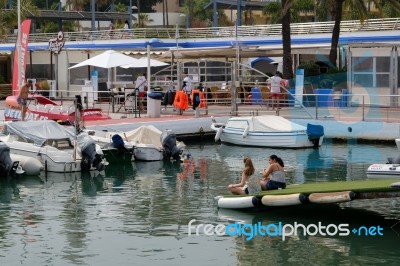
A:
12;19;31;96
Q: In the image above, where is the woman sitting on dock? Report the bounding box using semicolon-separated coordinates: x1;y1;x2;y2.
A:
260;154;286;190
228;157;261;195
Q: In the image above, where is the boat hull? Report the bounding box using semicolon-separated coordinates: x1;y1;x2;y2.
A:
367;164;400;178
4;95;110;122
5;141;82;173
134;145;164;161
212;124;323;148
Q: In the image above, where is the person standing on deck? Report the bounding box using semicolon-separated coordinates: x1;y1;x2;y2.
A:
135;73;147;111
183;73;193;105
269;71;283;109
17;80;33;121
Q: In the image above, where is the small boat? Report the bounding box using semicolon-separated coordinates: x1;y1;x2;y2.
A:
88;134;134;164
1;120;107;173
211;115;324;148
367;164;400;178
4;94;110;123
95;125;186;161
367;139;400;178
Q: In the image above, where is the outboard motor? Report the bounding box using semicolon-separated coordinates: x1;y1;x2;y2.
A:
111;134;129;155
387;155;400;164
306;124;324;149
161;130;181;161
0;142;19;178
77;133;106;172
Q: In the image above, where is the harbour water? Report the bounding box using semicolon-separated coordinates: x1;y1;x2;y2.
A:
0;140;399;265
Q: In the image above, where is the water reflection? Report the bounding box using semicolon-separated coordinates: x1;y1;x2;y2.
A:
218;203;400;265
0;142;399;265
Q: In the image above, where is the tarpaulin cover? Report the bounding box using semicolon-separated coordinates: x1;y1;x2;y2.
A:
2;120;74;146
226;115;306;132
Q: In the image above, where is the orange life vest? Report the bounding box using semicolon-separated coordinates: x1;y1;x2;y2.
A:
173;90;189;110
191;89;207;108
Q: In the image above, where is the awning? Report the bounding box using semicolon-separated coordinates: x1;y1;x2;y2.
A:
161;46;267;59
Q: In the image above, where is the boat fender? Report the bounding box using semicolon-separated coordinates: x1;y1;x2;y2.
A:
308;191;355;204
215;127;223;142
242;126;250;138
217;196;257;209
261;193;305;206
10;154;43;176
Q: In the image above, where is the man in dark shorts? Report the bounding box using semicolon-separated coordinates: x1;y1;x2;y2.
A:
17;80;32;121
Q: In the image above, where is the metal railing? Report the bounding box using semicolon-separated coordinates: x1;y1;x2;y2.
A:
2;17;400;43
9;89;399;124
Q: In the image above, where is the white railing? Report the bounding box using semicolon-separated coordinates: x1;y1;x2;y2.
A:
2;18;400;43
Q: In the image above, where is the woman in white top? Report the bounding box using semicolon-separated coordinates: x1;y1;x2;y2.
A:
260;154;286;190
228;157;261;195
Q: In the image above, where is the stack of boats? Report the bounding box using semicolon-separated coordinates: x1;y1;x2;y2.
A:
0;120;107;174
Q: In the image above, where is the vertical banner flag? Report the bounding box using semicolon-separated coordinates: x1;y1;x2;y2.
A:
12;19;32;95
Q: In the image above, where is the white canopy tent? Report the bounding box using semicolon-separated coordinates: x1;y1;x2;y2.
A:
69;50;141;93
69;50;140;69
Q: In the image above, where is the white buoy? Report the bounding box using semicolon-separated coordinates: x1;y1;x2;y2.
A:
10;154;43;176
215;127;223;142
308;191;355;203
218;196;258;209
261;193;305;206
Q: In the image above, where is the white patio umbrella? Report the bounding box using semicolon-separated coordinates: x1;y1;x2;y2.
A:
120;57;169;68
69;50;139;69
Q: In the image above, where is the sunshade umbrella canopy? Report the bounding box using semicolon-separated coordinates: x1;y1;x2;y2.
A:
120;57;169;68
69;50;140;69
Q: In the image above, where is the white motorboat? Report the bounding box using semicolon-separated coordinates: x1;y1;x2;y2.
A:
97;125;186;161
1;120;107;173
367;139;400;178
367;164;400;178
211;115;324;148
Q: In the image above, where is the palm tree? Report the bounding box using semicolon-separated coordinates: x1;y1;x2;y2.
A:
263;0;314;79
281;0;294;80
0;0;38;39
66;0;85;11
328;0;400;67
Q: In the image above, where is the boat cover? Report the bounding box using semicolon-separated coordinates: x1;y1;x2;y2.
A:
2;120;74;146
108;125;163;148
226;115;306;132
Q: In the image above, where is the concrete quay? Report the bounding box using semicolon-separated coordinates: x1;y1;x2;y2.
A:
82;103;400;142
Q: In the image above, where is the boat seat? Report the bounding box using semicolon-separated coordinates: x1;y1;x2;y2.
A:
36;104;48;112
49;106;64;114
